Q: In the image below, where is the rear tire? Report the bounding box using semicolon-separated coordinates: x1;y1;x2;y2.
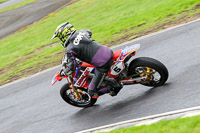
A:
60;83;97;108
128;57;168;87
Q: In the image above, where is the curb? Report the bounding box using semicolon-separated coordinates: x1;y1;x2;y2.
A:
76;106;200;133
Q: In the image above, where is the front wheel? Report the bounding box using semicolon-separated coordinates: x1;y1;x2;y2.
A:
60;83;97;108
128;57;169;87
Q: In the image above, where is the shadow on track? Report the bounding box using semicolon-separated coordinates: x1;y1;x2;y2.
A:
73;83;172;119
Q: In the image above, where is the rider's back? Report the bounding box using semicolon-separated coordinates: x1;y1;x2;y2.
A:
66;30;112;67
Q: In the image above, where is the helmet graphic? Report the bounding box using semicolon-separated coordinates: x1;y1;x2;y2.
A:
52;22;76;47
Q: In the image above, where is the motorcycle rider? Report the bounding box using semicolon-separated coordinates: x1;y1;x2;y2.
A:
52;22;122;98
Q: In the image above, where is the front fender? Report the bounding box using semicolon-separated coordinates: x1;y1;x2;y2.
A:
51;71;67;86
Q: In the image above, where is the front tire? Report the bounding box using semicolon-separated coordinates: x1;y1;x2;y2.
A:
60;83;97;108
128;57;168;87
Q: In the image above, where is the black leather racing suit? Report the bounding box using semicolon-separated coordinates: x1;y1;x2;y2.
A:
65;30;113;94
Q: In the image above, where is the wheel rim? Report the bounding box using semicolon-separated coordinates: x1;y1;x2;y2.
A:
65;89;92;105
135;66;161;85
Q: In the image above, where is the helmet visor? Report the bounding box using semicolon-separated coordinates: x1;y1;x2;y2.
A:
51;33;57;39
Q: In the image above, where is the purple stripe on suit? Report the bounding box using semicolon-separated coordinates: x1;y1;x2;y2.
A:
99;87;109;93
90;45;112;67
88;82;95;90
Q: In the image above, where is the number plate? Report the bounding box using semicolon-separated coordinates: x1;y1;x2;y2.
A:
110;61;125;76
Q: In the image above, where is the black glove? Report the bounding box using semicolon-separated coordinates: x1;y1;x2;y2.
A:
63;67;73;76
59;69;65;77
59;67;73;76
59;61;73;76
76;59;83;67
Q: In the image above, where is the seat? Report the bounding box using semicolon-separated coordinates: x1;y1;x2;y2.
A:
113;49;122;61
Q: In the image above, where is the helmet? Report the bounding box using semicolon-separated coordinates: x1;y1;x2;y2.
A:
52;22;76;48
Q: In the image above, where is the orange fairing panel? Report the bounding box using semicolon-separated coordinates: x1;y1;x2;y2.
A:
113;49;122;61
81;62;95;67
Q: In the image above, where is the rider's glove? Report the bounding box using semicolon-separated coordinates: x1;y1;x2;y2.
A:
76;59;83;67
59;61;73;76
63;67;73;76
59;69;65;77
59;67;73;76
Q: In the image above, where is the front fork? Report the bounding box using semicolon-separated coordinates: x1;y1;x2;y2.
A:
68;75;81;100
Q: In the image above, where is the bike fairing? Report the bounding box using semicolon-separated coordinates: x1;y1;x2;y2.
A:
108;44;140;78
74;67;95;88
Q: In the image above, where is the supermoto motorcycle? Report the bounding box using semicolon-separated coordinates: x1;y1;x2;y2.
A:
51;44;168;108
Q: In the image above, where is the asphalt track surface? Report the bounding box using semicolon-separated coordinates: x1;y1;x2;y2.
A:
0;0;26;10
0;19;200;133
0;0;70;39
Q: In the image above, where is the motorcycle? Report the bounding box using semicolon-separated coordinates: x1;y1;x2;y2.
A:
51;44;168;108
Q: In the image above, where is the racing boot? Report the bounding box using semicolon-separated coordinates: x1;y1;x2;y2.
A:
88;89;99;98
97;86;111;96
109;82;123;96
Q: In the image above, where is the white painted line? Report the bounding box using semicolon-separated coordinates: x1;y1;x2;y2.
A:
76;106;200;133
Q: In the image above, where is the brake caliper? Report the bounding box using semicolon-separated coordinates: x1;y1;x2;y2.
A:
140;67;153;81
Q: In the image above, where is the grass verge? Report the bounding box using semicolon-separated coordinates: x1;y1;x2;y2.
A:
0;0;38;13
0;0;200;85
101;115;200;133
0;0;8;4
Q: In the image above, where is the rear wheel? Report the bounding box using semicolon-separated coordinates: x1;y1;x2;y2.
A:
60;83;97;108
128;57;168;87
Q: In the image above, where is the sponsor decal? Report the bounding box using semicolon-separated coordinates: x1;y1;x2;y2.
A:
76;68;90;86
73;32;85;45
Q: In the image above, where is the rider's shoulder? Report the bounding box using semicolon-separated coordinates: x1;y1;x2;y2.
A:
79;29;92;37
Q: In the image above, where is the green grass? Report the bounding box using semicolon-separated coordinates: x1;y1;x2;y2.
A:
0;0;8;4
101;115;200;133
0;0;38;13
0;0;200;85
